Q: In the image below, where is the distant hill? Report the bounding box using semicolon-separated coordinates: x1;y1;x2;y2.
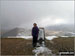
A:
46;24;74;32
45;24;75;36
1;24;75;37
1;28;31;38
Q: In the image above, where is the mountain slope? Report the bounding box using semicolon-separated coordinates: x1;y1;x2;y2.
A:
1;28;31;38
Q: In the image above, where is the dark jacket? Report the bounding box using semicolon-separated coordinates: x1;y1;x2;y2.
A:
32;26;39;37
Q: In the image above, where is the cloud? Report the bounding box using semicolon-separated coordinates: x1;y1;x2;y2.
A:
1;1;74;30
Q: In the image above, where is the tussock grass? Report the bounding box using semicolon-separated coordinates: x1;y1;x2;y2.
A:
1;37;74;55
1;38;34;55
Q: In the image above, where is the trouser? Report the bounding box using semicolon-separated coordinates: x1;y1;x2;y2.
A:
32;36;38;47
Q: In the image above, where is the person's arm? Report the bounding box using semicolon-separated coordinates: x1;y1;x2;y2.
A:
36;27;39;36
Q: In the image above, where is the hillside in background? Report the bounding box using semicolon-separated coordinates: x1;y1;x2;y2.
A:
1;28;31;38
46;24;74;32
45;24;75;36
1;24;75;38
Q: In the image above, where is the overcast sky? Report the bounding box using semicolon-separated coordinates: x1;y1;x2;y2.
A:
1;1;74;30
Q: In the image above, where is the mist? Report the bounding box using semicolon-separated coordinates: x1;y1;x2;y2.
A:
1;1;74;30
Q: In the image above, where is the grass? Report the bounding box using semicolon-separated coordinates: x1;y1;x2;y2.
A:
1;37;75;55
1;38;34;55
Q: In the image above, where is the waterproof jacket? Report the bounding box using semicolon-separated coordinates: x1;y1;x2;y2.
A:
32;26;39;37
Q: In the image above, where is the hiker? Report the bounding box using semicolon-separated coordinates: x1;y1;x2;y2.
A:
32;23;39;47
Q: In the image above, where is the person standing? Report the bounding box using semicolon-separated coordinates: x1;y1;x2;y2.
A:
32;23;39;47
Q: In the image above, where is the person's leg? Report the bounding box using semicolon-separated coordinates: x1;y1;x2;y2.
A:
32;37;34;47
33;36;36;47
32;36;38;47
34;36;38;47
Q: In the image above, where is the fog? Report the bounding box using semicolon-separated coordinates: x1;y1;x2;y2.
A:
1;1;74;30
